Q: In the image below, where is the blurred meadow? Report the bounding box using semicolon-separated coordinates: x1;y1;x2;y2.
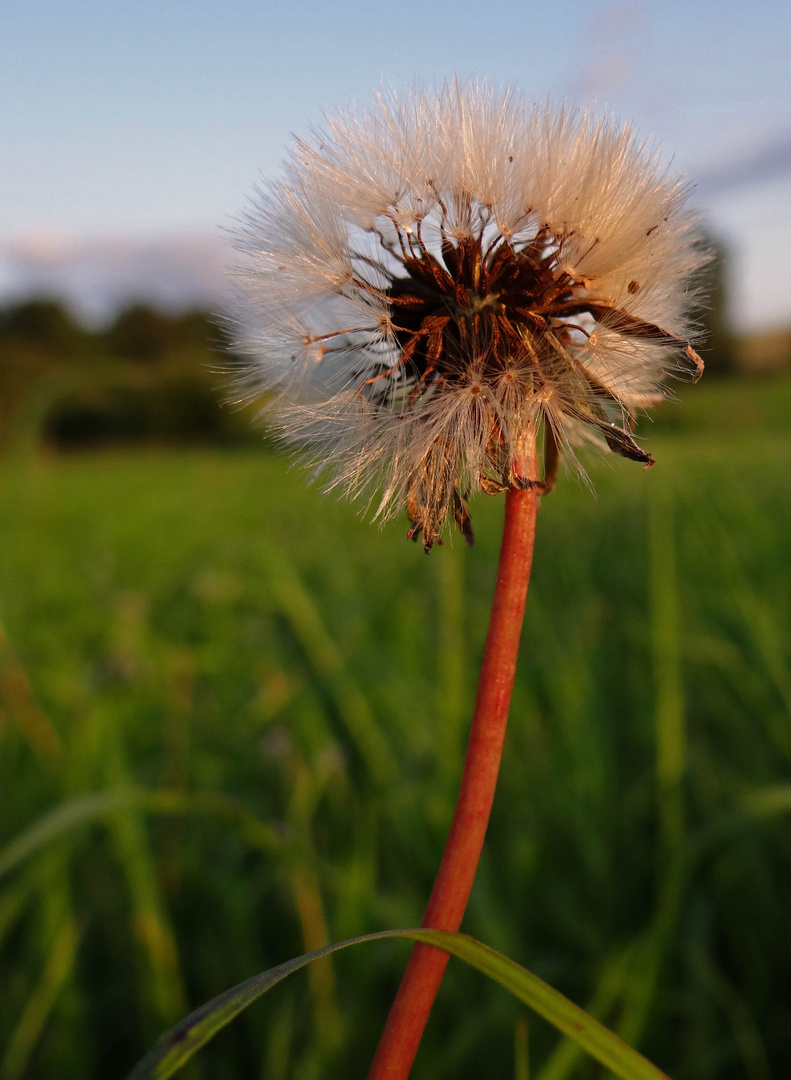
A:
1;295;791;1080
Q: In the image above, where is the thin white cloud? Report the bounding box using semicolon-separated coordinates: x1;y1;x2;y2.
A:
0;231;234;325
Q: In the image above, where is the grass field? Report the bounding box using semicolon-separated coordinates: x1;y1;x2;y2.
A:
1;377;790;1080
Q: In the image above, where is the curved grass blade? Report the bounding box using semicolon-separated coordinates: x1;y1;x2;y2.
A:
0;790;143;880
2;915;79;1080
0;788;281;882
126;929;671;1080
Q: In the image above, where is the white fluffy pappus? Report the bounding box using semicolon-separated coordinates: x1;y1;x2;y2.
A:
229;80;706;550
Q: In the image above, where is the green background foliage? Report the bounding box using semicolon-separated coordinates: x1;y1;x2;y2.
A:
0;299;790;1078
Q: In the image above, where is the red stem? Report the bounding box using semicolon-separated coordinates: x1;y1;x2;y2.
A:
367;477;540;1080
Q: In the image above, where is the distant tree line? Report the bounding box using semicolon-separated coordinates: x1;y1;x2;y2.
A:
0;300;260;450
0;240;776;452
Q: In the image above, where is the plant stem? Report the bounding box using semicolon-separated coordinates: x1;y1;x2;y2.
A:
367;470;540;1080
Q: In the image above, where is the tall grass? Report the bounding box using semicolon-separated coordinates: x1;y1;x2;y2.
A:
1;379;790;1079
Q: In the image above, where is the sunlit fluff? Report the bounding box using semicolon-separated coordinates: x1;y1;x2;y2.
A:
230;81;705;550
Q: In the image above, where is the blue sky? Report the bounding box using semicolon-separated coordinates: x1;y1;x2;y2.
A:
3;0;790;329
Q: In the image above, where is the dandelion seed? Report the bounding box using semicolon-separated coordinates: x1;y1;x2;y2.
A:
230;79;705;551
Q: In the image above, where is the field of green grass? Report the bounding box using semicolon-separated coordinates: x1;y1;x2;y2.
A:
1;377;790;1080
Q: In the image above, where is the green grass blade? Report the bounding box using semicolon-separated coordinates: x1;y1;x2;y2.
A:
419;931;672;1080
514;1015;530;1080
0;788;282;882
126;929;671;1080
261;544;397;788
0;789;141;879
648;477;685;855
535;943;636;1080
742;784;791;818
1;914;79;1080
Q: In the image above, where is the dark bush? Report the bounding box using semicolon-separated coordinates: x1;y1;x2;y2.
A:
103;304;181;361
0;298;90;356
43;387;152;445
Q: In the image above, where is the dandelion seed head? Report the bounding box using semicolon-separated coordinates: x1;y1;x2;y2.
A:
230;79;706;550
